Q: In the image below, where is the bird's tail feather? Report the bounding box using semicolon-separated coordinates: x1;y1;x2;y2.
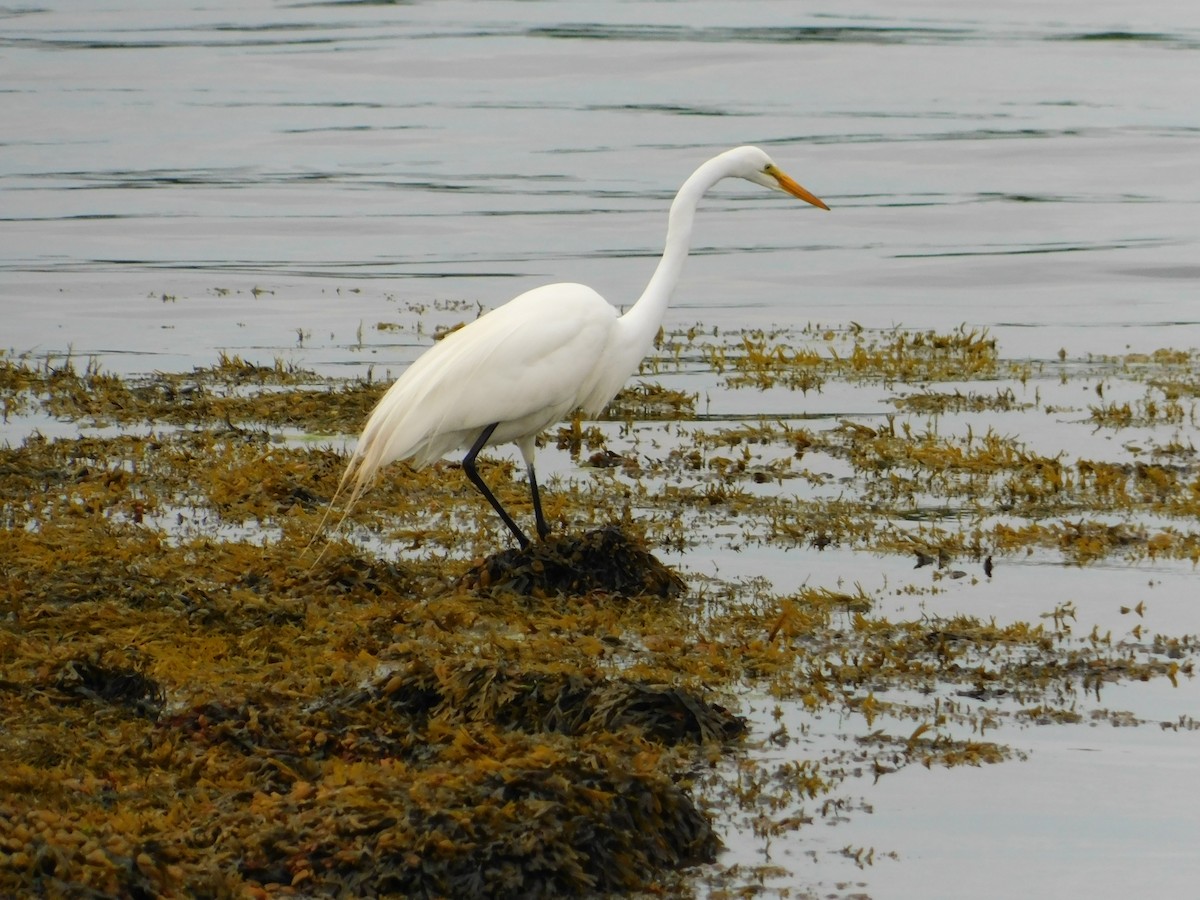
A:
304;446;372;566
304;394;434;566
306;313;519;564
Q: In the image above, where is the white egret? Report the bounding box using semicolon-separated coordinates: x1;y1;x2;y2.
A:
333;146;828;547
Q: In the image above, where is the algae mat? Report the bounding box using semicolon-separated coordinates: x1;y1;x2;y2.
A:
1;323;1197;897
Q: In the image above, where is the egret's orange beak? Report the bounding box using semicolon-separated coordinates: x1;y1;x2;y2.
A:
767;165;830;210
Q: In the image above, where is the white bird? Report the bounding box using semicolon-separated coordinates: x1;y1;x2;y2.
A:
333;146;828;547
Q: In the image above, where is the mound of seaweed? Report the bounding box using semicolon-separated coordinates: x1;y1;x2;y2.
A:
347;659;747;745
462;526;686;599
45;652;164;721
150;660;737;897
227;739;718;899
0;720;718;899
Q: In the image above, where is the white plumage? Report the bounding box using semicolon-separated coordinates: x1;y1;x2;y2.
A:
330;146;828;546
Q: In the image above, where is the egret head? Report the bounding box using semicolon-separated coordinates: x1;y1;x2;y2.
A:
728;145;829;211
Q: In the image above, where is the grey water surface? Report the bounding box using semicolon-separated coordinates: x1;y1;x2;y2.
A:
4;0;1198;373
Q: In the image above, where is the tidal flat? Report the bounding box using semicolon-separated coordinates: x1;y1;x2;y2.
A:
1;322;1197;897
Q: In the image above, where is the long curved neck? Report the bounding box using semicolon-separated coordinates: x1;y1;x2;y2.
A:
617;155;732;353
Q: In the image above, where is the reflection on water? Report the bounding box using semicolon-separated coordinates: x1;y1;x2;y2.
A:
2;1;1199;896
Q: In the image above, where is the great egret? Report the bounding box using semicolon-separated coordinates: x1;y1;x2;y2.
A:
334;146;828;547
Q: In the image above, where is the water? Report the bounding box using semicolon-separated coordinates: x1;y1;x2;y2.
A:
3;2;1200;897
5;1;1199;373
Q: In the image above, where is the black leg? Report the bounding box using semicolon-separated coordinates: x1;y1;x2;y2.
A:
528;464;550;540
462;424;531;548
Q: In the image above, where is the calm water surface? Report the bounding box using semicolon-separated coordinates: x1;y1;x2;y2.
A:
3;2;1200;897
5;0;1199;371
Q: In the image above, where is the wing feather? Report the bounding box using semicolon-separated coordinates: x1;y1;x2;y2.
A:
346;282;617;497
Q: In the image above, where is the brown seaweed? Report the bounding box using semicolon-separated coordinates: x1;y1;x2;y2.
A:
461;526;686;599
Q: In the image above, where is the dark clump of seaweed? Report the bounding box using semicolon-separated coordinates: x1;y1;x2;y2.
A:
229;741;720;899
352;660;746;745
389;759;719;898
155;672;728;896
461;526;686;599
45;652;165;720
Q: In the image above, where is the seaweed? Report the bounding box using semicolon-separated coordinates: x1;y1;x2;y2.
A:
45;653;165;720
461;526;686;599
1;324;1197;897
